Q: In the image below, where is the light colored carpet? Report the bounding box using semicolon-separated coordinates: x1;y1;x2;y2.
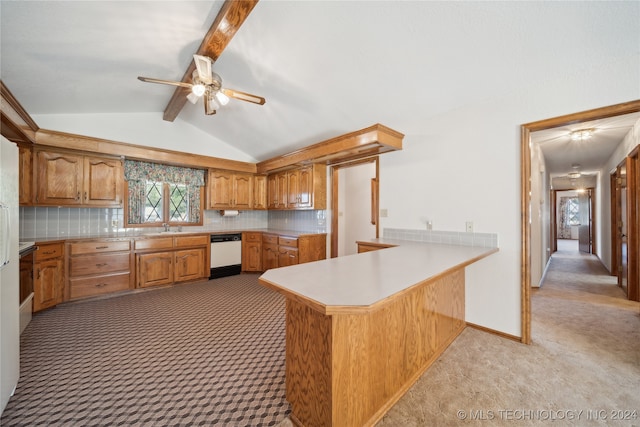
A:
377;239;640;426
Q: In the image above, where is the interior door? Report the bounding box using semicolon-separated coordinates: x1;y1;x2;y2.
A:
616;163;628;294
578;190;591;253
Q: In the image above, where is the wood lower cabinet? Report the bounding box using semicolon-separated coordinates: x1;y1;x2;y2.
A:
175;248;206;282
66;239;132;300
33;242;64;312
255;232;326;272
356;241;397;253
135;234;209;288
241;232;262;272
137;252;174;288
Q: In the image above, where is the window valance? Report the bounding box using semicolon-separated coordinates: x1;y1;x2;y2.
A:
124;160;205;186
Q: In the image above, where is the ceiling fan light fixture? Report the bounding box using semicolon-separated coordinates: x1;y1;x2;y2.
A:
215;91;230;106
570;128;594;141
191;83;206;97
568;172;581;179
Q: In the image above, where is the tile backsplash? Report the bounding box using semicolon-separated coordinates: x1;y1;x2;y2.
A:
383;227;498;248
19;207;328;239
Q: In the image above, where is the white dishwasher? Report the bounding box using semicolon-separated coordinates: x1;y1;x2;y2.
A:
210;233;242;279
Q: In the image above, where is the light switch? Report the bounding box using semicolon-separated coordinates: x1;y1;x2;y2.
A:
380;208;388;217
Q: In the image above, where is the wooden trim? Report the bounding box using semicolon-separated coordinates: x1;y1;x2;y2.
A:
256;124;403;173
1;80;39;143
329;157;380;258
163;0;260;122
610;170;618;276
520;99;640;345
35;128;256;173
466;322;522;343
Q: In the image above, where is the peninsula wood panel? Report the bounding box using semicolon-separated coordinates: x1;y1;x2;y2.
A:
284;267;465;427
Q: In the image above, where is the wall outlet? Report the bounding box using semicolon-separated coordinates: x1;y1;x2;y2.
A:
111;220;118;228
380;208;388;217
465;221;473;233
426;221;433;231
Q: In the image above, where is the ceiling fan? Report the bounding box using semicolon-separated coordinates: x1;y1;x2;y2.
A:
138;54;265;115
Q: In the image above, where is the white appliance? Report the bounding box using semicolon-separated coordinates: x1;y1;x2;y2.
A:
210;233;242;279
0;137;19;415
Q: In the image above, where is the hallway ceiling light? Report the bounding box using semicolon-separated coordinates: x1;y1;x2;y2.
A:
568;172;581;178
570;128;595;141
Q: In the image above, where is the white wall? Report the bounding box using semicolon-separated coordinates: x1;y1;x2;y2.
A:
599;120;640;272
31;113;256;163
338;163;376;256
379;55;639;336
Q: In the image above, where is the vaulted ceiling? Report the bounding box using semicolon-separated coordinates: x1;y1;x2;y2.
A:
1;1;638;170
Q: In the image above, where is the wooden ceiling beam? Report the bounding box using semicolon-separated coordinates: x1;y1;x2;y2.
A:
163;0;259;122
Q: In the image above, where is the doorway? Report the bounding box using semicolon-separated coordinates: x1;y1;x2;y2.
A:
521;100;640;344
330;158;379;258
552;189;594;255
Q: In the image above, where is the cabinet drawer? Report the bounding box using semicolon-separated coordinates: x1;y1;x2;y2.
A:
134;237;174;251
34;243;64;261
175;235;209;248
69;252;130;276
243;232;262;242
69;240;131;255
279;236;298;248
262;234;278;244
69;273;130;299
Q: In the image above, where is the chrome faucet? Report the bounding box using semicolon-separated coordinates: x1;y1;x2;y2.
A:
162;223;170;232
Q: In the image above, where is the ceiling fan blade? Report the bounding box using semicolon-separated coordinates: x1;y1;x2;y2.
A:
222;88;266;105
137;76;193;89
193;55;213;84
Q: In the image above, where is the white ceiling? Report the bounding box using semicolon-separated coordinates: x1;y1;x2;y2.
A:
1;1;638;169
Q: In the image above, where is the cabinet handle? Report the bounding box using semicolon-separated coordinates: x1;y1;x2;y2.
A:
95;263;107;267
95;246;109;249
37;269;41;279
84;191;87;201
42;251;54;255
76;192;80;201
95;283;107;288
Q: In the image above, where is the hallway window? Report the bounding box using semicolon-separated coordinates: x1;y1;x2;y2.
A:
567;198;580;226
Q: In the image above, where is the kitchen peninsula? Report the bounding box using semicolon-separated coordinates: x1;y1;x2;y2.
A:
259;240;498;427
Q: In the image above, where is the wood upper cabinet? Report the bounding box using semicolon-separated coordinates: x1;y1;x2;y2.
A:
18;144;33;205
33;242;64;312
267;164;326;210
35;148;123;207
209;169;253;209
83;156;124;206
253;175;267;210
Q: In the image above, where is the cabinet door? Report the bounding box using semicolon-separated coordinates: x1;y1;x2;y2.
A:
33;259;62;312
84;156;123;206
297;166;313;208
137;252;174;288
287;170;300;207
278;247;299;267
267;174;278;209
242;241;262;272
262;243;279;270
276;172;288;209
233;173;253;209
18;145;33;205
36;150;83;205
253;175;267;210
209;170;233;209
174;248;205;282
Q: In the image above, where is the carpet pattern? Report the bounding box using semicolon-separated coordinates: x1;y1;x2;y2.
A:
1;275;290;426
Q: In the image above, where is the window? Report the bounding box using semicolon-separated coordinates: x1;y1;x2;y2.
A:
567;197;580;226
124;160;205;227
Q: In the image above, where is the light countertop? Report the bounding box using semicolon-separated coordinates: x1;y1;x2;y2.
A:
259;240;498;313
